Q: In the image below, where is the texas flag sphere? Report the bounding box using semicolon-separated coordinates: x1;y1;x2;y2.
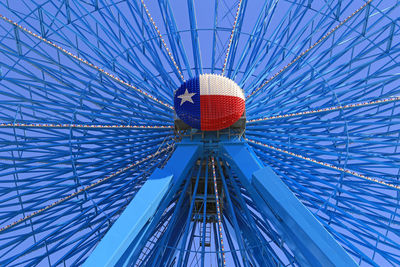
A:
174;74;245;131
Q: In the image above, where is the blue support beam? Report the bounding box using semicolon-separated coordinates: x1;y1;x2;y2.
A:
83;170;172;267
187;0;203;75
220;141;357;267
158;0;193;78
83;143;201;266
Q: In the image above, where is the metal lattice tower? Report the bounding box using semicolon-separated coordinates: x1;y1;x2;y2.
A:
0;0;400;266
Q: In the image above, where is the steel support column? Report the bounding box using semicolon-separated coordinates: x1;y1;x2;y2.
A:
220;141;357;267
83;143;201;266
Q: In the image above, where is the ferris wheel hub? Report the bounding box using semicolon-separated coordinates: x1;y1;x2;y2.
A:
174;74;245;131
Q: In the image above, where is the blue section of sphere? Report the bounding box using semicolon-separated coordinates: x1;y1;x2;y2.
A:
174;77;201;129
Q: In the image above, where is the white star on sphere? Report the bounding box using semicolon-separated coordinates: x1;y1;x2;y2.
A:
177;89;196;106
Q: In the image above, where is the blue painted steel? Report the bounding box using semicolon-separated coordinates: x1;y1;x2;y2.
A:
176;158;202;266
158;0;193;79
83;170;173;267
216;158;249;266
0;0;400;266
129;143;201;266
223;163;283;265
253;168;357;267
225;0;247;78
200;156;209;267
83;143;200;266
148;174;192;266
219;141;264;181
221;141;357;266
187;0;203;75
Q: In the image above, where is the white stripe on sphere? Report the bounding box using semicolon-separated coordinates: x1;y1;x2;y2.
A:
199;74;244;99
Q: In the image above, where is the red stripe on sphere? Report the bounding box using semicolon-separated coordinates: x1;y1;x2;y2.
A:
200;95;245;131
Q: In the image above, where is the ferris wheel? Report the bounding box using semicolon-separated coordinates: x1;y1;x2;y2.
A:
0;0;399;266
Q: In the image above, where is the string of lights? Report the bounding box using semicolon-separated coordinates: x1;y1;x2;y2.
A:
0;122;174;129
246;0;373;99
245;137;400;190
140;0;186;82
0;144;174;233
211;157;226;266
0;14;174;110
247;96;400;123
221;0;243;76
